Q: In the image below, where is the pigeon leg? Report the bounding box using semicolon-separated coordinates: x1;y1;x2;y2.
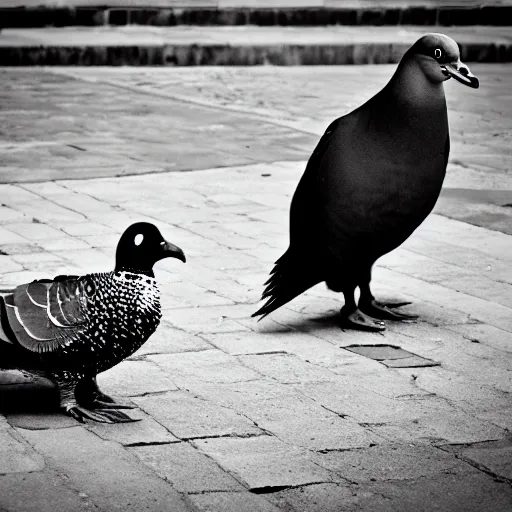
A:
75;376;135;410
51;374;137;423
339;285;386;332
359;282;418;321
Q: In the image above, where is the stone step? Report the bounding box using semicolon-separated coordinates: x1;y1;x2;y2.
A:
0;2;511;29
0;25;511;65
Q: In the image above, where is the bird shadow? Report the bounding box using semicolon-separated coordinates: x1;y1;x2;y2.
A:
254;309;342;334
0;369;59;413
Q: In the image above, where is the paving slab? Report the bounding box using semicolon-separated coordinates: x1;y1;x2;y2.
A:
443;437;512;483
0;470;94;512
193;435;333;490
191;492;281;512
266;473;512;512
18;426;191;512
133;390;263;439
312;443;469;483
132;441;246;493
0;420;45;474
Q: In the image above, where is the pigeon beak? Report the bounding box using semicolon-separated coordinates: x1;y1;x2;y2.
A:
161;241;186;263
441;60;479;89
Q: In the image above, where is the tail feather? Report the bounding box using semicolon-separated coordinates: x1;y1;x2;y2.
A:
252;250;321;319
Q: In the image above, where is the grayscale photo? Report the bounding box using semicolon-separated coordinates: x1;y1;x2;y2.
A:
0;0;511;510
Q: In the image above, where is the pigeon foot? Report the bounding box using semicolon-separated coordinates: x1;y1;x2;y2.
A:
65;404;139;423
88;390;135;410
359;300;418;321
340;307;386;332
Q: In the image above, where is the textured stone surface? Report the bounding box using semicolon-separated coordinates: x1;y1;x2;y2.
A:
133;390;263;439
148;349;262;386
194;436;333;490
0;471;93;512
0;423;45;473
313;443;468;483
191;492;281;512
132;441;245;493
18;427;191;512
86;408;180;446
96;359;179;397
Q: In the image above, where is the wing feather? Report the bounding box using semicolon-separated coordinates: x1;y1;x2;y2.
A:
4;277;89;353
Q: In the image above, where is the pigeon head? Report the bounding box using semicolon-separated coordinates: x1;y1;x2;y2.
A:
115;222;186;275
408;33;479;89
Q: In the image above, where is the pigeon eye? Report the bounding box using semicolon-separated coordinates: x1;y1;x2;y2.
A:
134;234;144;246
434;48;443;60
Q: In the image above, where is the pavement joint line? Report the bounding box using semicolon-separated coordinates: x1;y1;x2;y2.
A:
375;265;512;316
46;68;324;137
435;443;512;485
16;182;89;220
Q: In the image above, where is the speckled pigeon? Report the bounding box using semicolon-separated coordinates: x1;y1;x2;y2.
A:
253;34;479;331
0;222;185;423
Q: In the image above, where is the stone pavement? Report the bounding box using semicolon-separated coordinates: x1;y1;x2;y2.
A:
0;65;511;511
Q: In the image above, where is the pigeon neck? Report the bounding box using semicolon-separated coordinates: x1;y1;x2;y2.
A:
386;56;446;108
115;267;155;278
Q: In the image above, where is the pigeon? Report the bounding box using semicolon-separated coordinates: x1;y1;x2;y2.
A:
0;222;185;423
253;33;479;331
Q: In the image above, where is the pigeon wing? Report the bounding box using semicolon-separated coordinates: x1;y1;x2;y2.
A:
4;276;90;353
289;118;340;247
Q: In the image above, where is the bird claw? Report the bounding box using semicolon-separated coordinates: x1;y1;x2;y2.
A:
65;405;139;424
340;307;386;332
360;300;418;322
374;299;412;309
90;399;135;410
82;389;136;410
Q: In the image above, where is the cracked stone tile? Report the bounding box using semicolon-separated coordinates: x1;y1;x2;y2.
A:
237;353;337;383
97;359;178;397
265;482;378;512
295;380;506;444
447;323;512;354
444;438;512;482
0;421;45;473
3;222;65;241
0;471;93;512
18;426;190;512
393;366;512;430
132;442;245;493
313;443;468;483
363;470;512;512
0;225;33;244
86;408;180;447
164;305;252;334
0;254;23;273
186;379;375;451
193;436;332;491
134;323;213;356
133;390;263;440
148;349;261;386
0;242;43;255
190;492;281;512
160;281;235;309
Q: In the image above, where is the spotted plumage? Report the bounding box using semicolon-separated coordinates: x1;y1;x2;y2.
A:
0;222;185;423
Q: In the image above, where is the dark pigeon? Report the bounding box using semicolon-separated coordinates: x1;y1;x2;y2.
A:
0;222;185;423
253;33;479;331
